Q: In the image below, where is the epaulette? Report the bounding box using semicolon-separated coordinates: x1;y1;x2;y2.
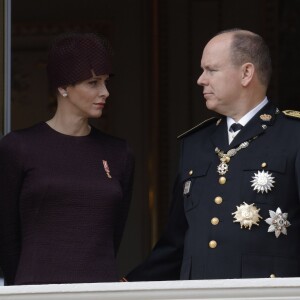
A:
177;117;219;139
282;110;300;119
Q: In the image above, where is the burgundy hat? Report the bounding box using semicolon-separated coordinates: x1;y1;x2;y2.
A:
47;33;113;91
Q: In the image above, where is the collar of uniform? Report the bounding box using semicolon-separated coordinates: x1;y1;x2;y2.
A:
228;101;278;149
226;97;269;130
226;98;269;145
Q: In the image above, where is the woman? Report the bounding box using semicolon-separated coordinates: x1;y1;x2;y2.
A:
0;33;134;285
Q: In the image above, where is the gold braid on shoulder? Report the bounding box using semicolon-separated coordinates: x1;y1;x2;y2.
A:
283;110;300;119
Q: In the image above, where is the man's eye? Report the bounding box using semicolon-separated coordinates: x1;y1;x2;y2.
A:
88;81;98;86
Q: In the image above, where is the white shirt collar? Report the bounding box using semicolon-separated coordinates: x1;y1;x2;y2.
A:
227;97;269;130
226;97;268;144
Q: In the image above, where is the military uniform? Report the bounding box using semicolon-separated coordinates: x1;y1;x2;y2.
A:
127;101;300;281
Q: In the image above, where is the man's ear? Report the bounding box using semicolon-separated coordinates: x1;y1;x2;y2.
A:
241;63;254;87
57;87;68;97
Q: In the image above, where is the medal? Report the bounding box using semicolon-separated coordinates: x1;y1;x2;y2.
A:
217;162;229;176
265;207;291;238
102;160;112;178
183;180;191;195
215;118;267;177
260;114;272;121
232;202;262;229
251;170;275;193
215;141;251;176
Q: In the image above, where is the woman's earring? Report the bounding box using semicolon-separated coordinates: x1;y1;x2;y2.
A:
58;87;68;97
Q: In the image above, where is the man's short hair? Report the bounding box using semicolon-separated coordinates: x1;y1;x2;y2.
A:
217;28;272;87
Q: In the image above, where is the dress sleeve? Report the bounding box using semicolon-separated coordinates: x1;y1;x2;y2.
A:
0;133;23;285
113;142;135;255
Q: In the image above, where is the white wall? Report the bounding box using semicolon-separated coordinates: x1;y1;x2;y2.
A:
1;278;300;299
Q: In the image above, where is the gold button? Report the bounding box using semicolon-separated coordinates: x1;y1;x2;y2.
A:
219;177;226;184
209;240;217;248
270;274;276;278
189;170;193;176
214;196;223;204
211;217;219;225
261;162;267;168
225;156;230;163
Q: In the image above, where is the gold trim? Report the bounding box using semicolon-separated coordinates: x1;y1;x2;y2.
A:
177;117;217;139
260;114;272;121
283;110;300;119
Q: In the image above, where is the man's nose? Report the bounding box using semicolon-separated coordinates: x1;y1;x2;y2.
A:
197;72;206;86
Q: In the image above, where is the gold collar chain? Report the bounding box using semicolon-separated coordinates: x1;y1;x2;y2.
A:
215;137;257;176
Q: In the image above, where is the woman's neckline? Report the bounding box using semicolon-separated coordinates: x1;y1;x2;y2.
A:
42;122;93;138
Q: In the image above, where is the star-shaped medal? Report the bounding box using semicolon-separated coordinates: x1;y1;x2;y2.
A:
232;202;262;230
251;170;275;193
265;207;291;238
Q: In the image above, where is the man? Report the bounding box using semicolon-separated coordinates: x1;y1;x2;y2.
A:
126;28;300;281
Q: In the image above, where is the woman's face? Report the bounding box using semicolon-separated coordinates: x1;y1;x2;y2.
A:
64;74;110;119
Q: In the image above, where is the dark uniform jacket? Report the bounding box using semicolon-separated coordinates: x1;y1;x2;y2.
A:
127;101;300;281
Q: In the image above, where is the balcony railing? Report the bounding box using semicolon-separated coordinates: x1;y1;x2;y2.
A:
0;277;300;300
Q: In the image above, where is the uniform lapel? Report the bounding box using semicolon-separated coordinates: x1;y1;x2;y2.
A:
229;101;278;149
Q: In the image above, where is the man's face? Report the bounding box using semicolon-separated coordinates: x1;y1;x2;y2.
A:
197;34;243;117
